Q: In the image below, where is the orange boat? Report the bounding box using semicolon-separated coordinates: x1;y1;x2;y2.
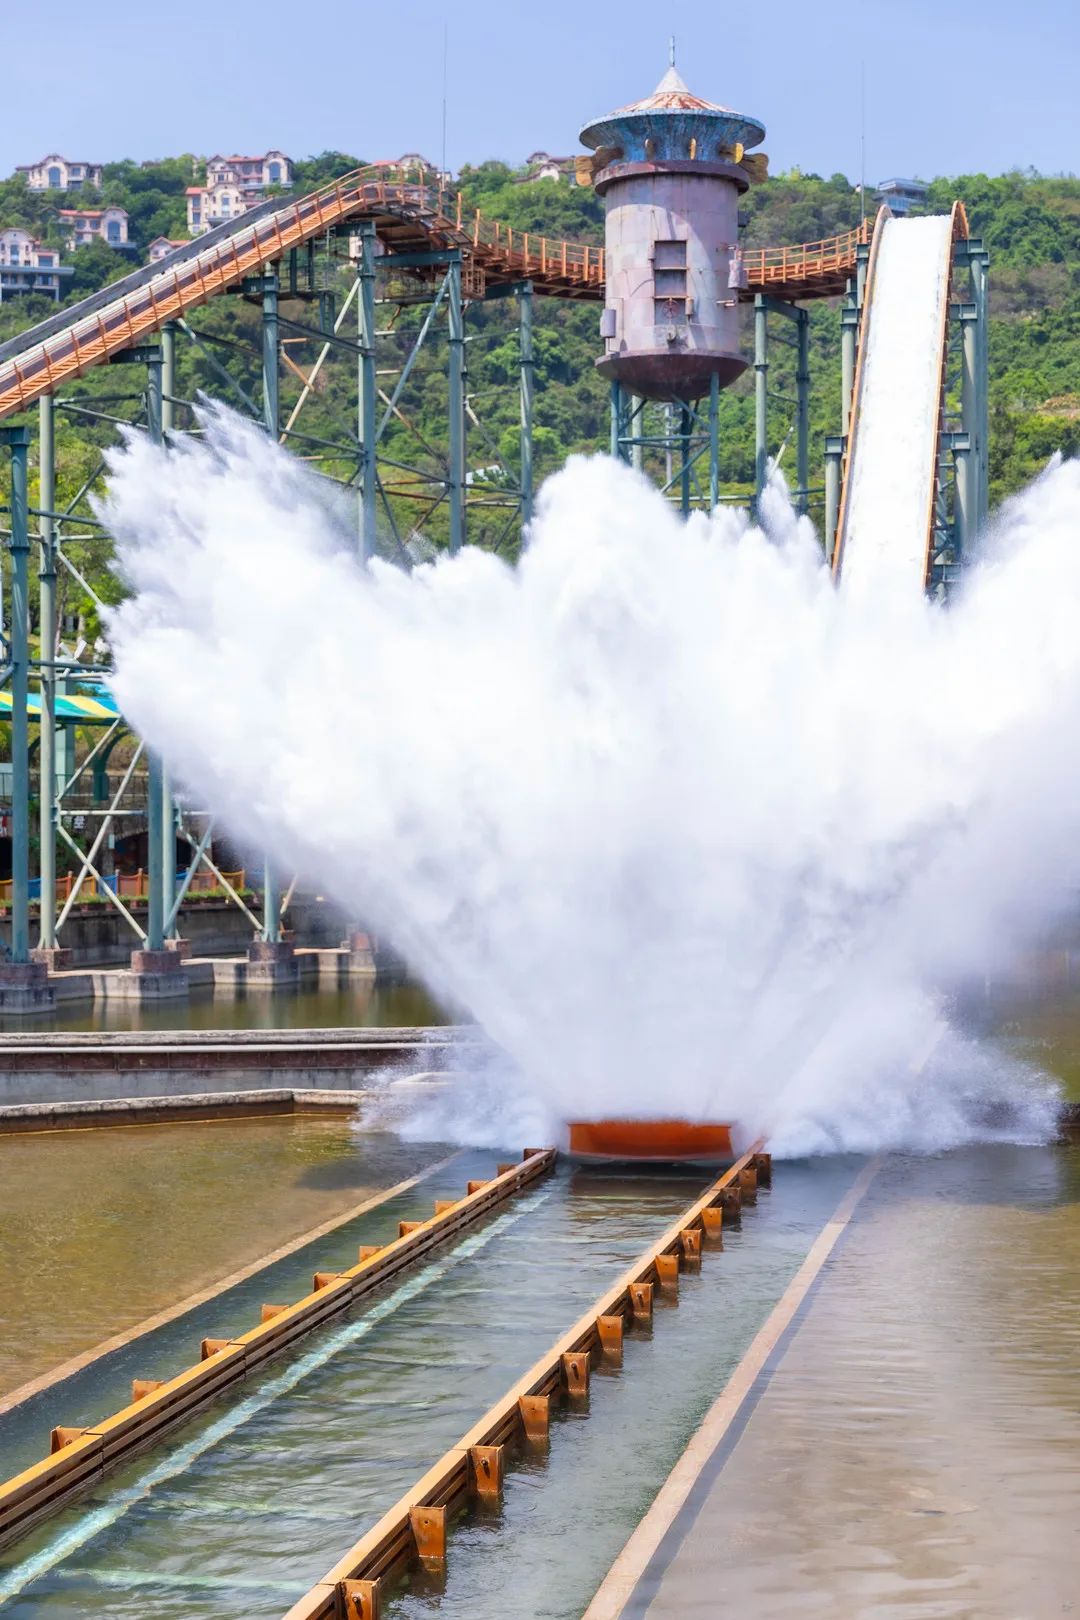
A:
567;1119;734;1165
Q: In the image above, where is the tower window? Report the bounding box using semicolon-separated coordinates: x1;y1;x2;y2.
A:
653;239;688;325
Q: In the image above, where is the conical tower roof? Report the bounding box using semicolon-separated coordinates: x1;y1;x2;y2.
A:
610;65;739;117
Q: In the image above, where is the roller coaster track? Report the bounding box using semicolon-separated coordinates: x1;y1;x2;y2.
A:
833;202;969;590
0;165;870;424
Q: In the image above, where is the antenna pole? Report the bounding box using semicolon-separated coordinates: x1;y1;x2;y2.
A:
860;59;866;223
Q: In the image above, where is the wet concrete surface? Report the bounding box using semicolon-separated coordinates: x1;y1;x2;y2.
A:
626;1144;1080;1620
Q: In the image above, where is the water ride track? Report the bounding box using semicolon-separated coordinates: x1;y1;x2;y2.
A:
282;1148;771;1620
833;203;969;585
0;166;870;424
0;1148;553;1554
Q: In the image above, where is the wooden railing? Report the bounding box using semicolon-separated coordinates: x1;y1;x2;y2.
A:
0;869;246;905
0;160;874;423
742;219;871;289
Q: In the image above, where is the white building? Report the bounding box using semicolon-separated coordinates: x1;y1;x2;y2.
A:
58;206;129;250
147;236;187;264
205;150;293;190
16;155;103;191
518;151;575;183
876;177;929;215
0;228;70;301
186;181;251;234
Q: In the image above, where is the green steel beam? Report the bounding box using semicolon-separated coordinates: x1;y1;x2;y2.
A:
357;222;378;561
824;433;844;566
380;248;463;269
447;256;466;554
144;355;166;954
261;269;281;943
518;281;534;533
754;295;768;503
679;405;692;517
709;373;720;510
1;427;31;963
37;394;57;952
795;307;811;516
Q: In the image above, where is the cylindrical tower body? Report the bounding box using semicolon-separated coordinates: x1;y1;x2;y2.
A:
581;68;766;402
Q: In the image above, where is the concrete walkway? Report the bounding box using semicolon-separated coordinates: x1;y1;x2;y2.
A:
586;1143;1080;1620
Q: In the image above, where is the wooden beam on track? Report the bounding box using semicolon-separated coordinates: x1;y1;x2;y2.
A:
0;1148;554;1554
280;1145;771;1620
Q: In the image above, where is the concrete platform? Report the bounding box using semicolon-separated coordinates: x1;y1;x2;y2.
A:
586;1144;1080;1620
0;1023;486;1106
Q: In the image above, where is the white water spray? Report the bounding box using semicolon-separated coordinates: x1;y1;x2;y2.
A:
98;405;1076;1154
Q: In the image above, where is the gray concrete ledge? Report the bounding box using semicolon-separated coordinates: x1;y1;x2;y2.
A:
0;1025;488;1107
0;1087;372;1132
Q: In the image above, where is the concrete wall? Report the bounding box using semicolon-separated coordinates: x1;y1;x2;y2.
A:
0;1027;483;1107
2;895;353;967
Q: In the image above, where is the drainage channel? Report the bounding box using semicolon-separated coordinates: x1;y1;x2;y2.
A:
0;1162;725;1618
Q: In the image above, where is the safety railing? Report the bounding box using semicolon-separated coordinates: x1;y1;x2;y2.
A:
0;868;246;905
0;164;605;421
743;219;871;289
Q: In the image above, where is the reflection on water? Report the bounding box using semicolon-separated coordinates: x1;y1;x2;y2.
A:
0;1118;447;1399
0;980;449;1035
967;947;1080;1103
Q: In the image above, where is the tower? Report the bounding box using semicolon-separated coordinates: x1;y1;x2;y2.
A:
580;64;767;402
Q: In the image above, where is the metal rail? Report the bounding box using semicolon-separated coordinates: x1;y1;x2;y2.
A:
0;1148;554;1553
0;162;873;425
280;1145;771;1620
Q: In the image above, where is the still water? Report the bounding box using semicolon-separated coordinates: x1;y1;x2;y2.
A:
0;981;448;1035
0;1117;449;1401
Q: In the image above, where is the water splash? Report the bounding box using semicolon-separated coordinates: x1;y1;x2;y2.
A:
99;405;1073;1154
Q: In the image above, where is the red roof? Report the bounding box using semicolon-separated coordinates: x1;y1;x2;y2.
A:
610;66;737;117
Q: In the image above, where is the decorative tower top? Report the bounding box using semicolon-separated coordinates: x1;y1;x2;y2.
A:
579;66;765;173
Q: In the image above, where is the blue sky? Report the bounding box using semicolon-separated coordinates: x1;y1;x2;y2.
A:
2;0;1077;183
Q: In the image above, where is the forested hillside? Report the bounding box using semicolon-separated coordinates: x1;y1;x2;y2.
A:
1;154;1079;635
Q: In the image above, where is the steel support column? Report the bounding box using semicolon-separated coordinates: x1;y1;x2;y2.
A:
2;427;31;963
144;354;166;953
630;395;644;473
357;222;377;561
447;257;466;554
37;395;57;951
679;404;692;517
708;372;720;510
518;281;534;533
795;308;811;515
754;295;768;502
824;434;844;567
959;302;979;559
157;327;180;934
161;321;177;436
841;296;859;438
261;271;280;943
971;244;990;531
